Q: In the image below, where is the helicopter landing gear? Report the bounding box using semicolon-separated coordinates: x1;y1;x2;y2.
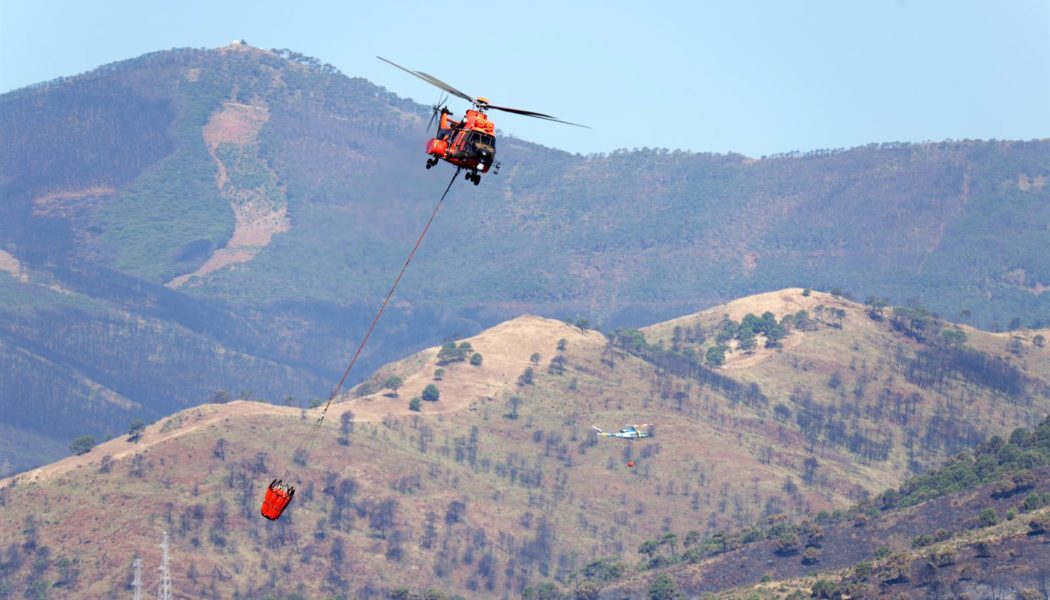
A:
465;171;481;186
425;158;438;169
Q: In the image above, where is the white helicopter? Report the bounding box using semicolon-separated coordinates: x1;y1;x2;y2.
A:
592;424;652;440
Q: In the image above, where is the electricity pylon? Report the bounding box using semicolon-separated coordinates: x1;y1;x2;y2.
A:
158;530;172;600
132;558;143;600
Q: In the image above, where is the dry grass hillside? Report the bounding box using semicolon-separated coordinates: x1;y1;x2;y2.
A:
1;292;1047;598
644;288;1050;483
598;420;1050;599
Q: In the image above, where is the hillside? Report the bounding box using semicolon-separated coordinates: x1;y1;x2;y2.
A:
1;44;1049;472
641;289;1050;479
597;417;1050;600
0;291;1047;598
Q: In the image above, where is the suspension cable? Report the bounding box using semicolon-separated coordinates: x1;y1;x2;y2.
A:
311;167;461;430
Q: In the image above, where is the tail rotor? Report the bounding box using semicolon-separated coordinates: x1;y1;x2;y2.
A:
427;93;449;132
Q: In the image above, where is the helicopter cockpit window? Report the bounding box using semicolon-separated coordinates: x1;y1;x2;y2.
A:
468;132;495;150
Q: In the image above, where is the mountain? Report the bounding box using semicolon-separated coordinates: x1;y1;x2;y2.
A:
0;290;1047;598
1;43;1048;473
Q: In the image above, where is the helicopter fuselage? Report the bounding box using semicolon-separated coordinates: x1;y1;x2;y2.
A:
425;109;498;181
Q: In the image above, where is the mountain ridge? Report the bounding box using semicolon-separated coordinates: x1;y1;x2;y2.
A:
1;288;1047;597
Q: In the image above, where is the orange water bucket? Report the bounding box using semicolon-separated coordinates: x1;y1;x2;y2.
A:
260;479;295;520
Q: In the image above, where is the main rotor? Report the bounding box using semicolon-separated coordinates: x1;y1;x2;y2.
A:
377;57;588;128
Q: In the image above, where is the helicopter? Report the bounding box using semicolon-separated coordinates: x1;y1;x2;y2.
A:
592;424;652;440
378;57;587;186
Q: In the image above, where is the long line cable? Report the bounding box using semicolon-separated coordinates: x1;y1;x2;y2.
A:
311;167;461;431
263;167;461;517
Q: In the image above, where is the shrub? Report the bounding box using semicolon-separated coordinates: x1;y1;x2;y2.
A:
548;355;566;375
383;376;403;396
773;403;792;421
775;531;800;555
741;528;763;544
977;508;998;528
802;546;822;565
437;342;473;365
422;384;440;402
69;435;96;456
879;488;900;511
705;345;726;367
647;573;677;600
470;353;483;366
940;328;967;347
811;578;835;599
409;397;422;412
911;534;933;548
127;420;146;442
578;557;626;583
1023;492;1049;512
518;367;534;386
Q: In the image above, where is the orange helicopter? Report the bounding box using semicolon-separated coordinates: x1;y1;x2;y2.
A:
378;57;587;185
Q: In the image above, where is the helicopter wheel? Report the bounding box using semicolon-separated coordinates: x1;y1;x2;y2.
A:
472;174;481;186
425;158;437;169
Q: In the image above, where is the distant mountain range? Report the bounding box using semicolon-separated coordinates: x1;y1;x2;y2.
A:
0;44;1048;473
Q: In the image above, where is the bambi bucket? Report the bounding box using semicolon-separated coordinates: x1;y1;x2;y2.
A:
260;479;295;520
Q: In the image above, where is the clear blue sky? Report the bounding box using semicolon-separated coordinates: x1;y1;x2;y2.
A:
2;0;1047;157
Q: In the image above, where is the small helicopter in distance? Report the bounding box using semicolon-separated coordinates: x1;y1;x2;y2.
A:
592;424;652;440
378;57;588;186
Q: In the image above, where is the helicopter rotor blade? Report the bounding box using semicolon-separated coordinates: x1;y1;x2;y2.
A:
377;57;474;103
376;56;426;84
413;70;474;103
378;57;589;128
487;104;590;128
